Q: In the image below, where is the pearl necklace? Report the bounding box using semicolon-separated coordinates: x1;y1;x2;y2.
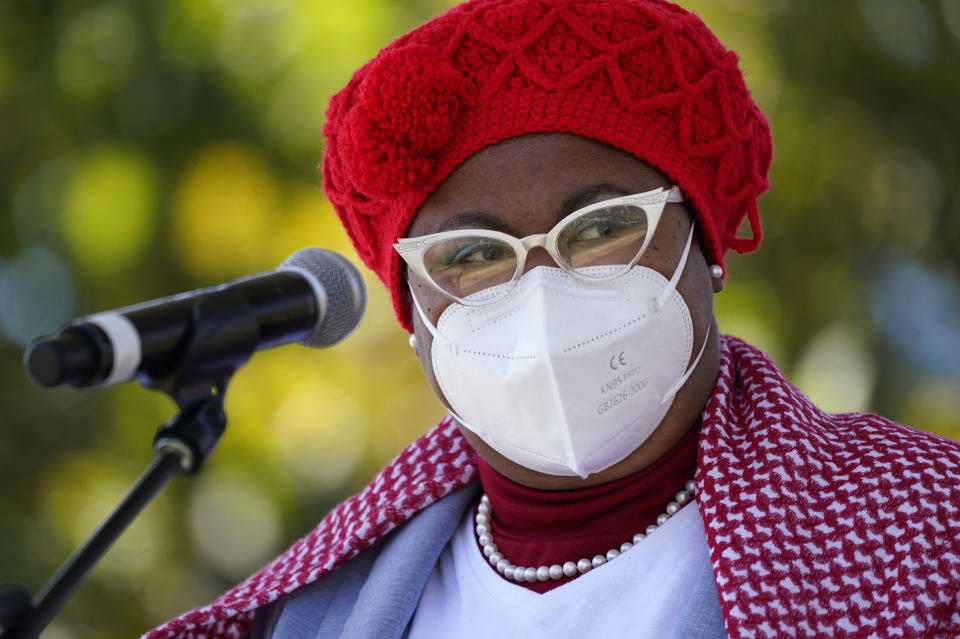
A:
474;479;697;583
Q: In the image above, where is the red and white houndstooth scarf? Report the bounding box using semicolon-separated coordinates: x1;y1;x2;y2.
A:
146;336;960;638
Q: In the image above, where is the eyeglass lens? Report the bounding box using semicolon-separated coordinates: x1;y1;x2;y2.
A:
422;203;650;300
556;204;649;271
424;238;519;299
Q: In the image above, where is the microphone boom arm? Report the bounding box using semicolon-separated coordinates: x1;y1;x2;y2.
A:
1;283;264;639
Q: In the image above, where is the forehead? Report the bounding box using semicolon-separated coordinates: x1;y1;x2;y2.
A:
407;133;672;237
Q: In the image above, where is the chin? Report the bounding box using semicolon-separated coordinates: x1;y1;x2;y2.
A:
459;424;661;491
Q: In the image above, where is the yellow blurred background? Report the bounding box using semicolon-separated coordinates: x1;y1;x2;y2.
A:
1;1;958;637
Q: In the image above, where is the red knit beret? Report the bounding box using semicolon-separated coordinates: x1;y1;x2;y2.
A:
323;0;772;332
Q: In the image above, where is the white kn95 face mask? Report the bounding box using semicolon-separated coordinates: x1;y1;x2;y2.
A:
411;225;708;478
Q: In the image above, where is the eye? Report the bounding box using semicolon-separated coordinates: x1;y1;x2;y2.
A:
424;236;519;298
565;208;644;245
440;239;512;266
556;204;650;271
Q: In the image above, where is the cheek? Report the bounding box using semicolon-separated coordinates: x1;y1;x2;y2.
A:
676;245;717;344
408;276;455;408
408;275;449;326
653;211;714;321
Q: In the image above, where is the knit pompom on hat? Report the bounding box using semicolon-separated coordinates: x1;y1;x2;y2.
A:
323;0;773;332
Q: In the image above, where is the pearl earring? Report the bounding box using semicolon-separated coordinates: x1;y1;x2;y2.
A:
709;265;723;279
409;334;418;350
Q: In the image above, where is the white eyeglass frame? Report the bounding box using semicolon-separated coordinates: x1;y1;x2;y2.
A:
393;185;685;306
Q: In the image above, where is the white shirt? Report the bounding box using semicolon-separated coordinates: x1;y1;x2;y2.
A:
408;500;711;639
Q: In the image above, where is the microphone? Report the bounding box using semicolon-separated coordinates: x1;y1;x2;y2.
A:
23;248;367;388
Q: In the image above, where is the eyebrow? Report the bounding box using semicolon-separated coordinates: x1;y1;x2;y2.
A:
437;212;510;233
435;183;636;234
560;183;633;214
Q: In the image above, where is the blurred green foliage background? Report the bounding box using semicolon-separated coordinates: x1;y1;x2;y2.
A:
1;1;958;637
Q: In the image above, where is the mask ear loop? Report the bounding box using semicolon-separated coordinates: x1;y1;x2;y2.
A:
656;222;695;311
408;285;458;356
659;326;709;406
655;223;709;405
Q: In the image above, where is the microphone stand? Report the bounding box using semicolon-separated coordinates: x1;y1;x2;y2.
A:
0;287;262;639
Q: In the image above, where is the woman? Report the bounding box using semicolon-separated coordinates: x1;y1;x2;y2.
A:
148;0;960;637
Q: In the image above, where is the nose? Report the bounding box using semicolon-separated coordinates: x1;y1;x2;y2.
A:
519;233;561;274
522;246;559;273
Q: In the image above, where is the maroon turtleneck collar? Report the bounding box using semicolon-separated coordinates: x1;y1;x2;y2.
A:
475;424;699;593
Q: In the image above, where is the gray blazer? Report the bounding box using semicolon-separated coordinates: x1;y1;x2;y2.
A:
250;484;726;638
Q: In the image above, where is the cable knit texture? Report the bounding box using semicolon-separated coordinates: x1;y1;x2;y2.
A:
322;0;773;330
146;336;960;639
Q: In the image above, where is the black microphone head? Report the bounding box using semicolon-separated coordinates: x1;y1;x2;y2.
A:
280;248;366;347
